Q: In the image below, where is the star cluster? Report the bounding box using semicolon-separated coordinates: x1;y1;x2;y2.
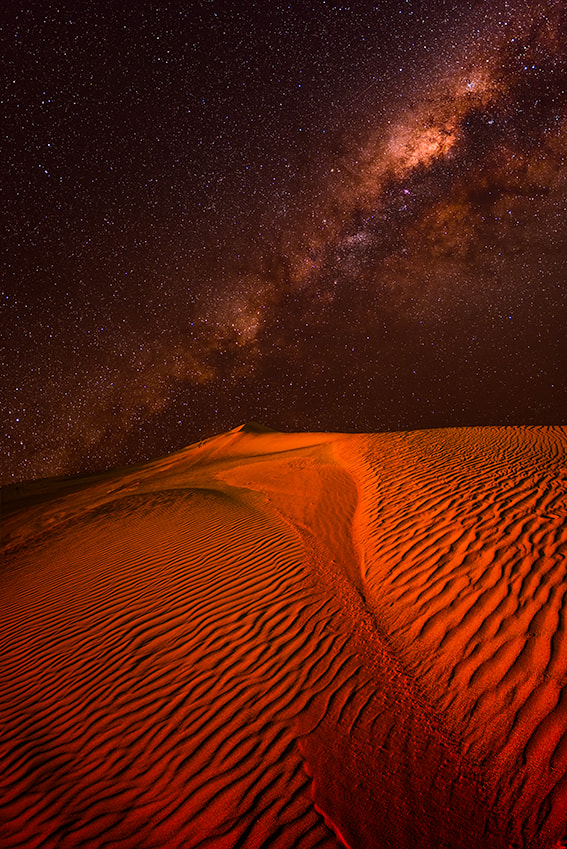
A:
2;0;566;483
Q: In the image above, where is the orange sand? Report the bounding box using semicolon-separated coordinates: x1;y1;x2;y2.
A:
1;424;566;848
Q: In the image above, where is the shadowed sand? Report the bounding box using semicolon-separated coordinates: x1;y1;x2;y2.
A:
1;425;566;848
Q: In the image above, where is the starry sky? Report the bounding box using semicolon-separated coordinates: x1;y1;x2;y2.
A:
2;0;566;483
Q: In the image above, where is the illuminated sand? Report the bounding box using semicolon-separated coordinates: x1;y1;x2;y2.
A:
1;424;566;848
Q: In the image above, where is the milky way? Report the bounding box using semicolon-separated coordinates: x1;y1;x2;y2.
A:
2;0;566;483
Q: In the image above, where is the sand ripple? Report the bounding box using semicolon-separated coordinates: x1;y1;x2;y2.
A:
1;425;566;847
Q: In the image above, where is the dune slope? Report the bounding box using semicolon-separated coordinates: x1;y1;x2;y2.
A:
1;425;566;848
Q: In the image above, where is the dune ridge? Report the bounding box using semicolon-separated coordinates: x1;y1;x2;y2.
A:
1;425;566;847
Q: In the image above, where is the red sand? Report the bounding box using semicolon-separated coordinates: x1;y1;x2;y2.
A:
1;424;566;848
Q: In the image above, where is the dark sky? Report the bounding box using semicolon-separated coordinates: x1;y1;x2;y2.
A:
2;0;566;483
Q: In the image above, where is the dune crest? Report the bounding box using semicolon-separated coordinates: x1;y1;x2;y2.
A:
1;426;566;847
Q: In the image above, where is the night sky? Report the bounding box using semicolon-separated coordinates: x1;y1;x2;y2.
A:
2;0;566;484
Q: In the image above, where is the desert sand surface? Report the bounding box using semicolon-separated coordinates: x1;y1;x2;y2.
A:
1;424;566;848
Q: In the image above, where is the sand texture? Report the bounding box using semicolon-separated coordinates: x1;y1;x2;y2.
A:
1;424;566;848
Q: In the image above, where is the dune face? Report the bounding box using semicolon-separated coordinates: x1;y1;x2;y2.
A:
1;426;566;848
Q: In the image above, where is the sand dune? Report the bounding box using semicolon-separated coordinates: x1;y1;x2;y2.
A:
1;424;566;848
